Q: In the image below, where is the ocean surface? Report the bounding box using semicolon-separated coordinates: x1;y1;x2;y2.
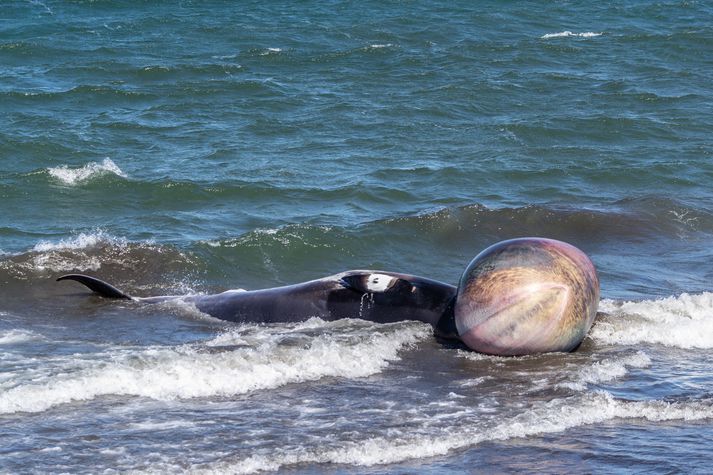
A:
2;0;713;472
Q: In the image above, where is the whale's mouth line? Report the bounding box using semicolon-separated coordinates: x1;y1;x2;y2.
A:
516;284;571;349
463;282;569;327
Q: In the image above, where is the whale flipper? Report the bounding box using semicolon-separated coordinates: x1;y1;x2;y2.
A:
57;274;132;300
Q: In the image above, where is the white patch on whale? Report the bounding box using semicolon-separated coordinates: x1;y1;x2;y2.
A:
365;273;395;292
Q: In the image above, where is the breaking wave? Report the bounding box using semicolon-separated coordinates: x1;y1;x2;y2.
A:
0;231;121;275
171;391;713;473
31;231;123;253
558;351;651;391
0;329;44;345
541;31;603;39
0;231;194;295
0;319;430;414
593;293;713;348
46;158;127;185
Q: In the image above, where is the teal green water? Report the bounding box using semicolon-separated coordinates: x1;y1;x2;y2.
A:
2;1;713;473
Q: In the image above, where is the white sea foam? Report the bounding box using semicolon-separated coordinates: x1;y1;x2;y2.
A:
32;230;120;253
259;47;282;56
39;447;61;453
30;253;102;273
23;231;123;273
212;54;238;60
558;351;651;391
47;158;126;185
100;447;127;456
541;31;602;39
186;391;713;473
0;329;44;345
0;321;430;414
457;376;492;387
14;231;167;275
203;226;335;251
592;293;713;348
126;420;197;432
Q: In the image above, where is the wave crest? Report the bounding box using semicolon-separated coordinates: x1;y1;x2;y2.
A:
593;293;713;348
558;351;651;391
0;320;430;414
541;31;603;39
0;329;44;345
179;391;713;472
0;232;194;291
47;158;127;185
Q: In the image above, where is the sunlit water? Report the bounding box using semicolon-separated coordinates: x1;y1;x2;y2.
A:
2;1;713;473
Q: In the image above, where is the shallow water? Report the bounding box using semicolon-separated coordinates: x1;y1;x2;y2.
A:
2;1;713;473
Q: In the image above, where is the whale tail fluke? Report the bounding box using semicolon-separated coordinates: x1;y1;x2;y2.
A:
57;274;132;300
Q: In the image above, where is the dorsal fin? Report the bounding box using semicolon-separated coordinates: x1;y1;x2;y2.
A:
57;274;132;299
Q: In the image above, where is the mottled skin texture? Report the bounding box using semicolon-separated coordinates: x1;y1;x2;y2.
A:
454;238;600;356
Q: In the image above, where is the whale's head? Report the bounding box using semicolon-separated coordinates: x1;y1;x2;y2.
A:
454;238;599;356
337;271;457;325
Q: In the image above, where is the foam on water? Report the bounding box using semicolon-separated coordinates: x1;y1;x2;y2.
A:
259;47;282;56
47;158;126;185
125;420;197;432
3;1;713;472
541;31;603;39
0;320;430;414
592;293;713;348
0;329;44;345
455;349;652;393
21;231;126;273
30;254;102;274
0;231;178;277
32;230;123;253
559;351;651;391
175;391;713;473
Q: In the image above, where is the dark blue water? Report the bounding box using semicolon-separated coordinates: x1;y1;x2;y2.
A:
2;1;713;473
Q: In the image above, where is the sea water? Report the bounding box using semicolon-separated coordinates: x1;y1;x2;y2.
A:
2;1;713;472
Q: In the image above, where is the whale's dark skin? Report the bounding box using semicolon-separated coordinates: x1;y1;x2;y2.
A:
57;270;460;338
